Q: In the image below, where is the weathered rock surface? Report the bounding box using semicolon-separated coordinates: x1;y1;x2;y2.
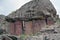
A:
8;0;56;18
0;15;6;29
26;34;60;40
0;15;10;33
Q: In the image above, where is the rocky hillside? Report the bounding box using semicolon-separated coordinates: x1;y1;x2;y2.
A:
0;15;6;29
0;15;10;34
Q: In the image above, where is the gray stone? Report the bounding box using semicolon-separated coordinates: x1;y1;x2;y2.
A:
8;0;56;19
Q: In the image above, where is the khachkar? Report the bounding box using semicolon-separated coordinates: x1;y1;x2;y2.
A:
5;0;58;36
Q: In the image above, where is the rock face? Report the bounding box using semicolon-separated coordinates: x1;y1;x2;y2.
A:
5;0;57;36
0;15;6;29
26;34;60;40
8;0;56;18
0;15;10;34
